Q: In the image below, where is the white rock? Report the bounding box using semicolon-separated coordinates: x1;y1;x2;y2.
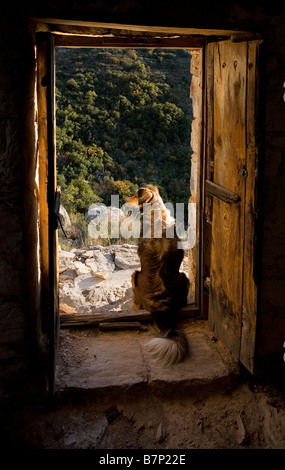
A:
114;247;140;269
81;250;96;259
85;204;124;225
122;243;138;250
59;284;86;309
85;203;107;224
58;250;76;273
59;205;71;229
156;422;166;443
85;258;97;270
108;292;116;304
73;260;92;276
93;272;109;280
92;251;115;272
74;274;101;290
85;259;109;280
59;268;77;281
70;248;86;256
59;250;76;260
87;245;104;251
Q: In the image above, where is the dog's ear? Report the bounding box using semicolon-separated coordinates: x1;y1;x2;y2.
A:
137;187;155;205
146;185;159;197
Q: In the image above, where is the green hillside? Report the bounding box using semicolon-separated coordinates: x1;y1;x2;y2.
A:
55;47;193;224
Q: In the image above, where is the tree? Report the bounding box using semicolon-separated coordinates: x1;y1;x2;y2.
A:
61;176;102;214
93;176;138;206
55;47;193;216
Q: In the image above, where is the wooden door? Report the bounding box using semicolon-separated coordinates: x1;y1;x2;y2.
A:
205;39;262;373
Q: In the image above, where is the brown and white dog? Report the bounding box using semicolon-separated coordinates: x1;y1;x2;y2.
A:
125;185;190;366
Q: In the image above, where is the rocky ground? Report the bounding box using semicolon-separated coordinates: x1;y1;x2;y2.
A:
9;370;285;449
59;244;136;315
58;243;189;315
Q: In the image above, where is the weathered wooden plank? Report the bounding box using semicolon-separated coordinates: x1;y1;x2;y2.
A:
37;34;50;302
202;42;215;319
230;33;260;43
37;32;59;393
32;17;247;38
99;322;148;331
204;42;215;223
205;180;241;203
188;49;203;308
54;34;205;49
208;40;247;359
239;41;262;373
46;33;59;393
180;304;200;316
60;310;151;328
60;304;198;328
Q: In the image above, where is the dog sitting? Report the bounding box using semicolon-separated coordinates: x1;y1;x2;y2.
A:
125;185;190;366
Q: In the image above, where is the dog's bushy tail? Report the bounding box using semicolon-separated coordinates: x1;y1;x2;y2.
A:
143;326;189;367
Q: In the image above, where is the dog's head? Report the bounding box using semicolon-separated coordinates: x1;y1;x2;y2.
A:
125;185;160;209
126;184;175;232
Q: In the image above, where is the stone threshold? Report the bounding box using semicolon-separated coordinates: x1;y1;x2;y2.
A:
55;319;240;399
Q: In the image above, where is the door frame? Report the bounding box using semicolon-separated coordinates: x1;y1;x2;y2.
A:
34;20;262;390
36;32;59;394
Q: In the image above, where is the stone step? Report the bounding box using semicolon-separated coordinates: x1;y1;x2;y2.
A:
55;320;240;398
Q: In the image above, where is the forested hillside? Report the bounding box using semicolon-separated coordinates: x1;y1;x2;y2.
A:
55;47;193;222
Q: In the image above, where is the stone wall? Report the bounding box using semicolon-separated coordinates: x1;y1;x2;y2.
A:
0;17;47;407
0;2;284;410
254;10;285;374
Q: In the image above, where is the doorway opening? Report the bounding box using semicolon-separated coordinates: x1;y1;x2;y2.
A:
55;45;203;325
35;24;262;392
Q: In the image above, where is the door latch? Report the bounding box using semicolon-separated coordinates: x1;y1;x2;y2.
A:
239;167;248;178
54;186;67;237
